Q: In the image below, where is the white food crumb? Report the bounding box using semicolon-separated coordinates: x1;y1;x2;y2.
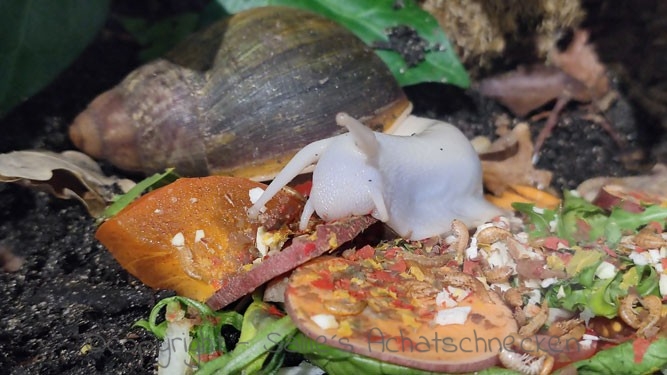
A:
436;289;457;307
579;339;594;350
515;232;529;244
594;261;617;279
660;274;667;297
434;306;471;326
435;286;471;308
153;208;162;214
648;249;662;264
487;242;514;268
525;288;541;306
546;308;574;325
494;282;512;292
256;226;268;257
190;197;198;204
557;285;566;299
465;237;479;259
194;229;205;243
277;361;326;375
629;251;649;266
311;314;338;330
582;334;599;341
171;232;185;247
540;277;558;288
249;187;265;204
549;219;558;233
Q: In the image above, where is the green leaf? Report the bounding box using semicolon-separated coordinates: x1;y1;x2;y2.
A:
565;337;667;375
214;0;469;87
99;168;178;221
195;315;297;375
0;0;110;117
291;333;516;375
512;202;557;238
237;301;283;374
608;205;667;233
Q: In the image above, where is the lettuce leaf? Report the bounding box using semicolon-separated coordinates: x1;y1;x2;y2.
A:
514;190;667;245
560;338;667;375
290;332;517;375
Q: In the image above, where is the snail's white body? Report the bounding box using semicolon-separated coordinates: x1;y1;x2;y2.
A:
247;113;501;240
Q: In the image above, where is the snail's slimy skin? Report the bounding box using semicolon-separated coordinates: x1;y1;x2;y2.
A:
248;113;501;240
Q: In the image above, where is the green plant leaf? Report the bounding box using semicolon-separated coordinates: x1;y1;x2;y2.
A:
196;315;297;375
214;0;469;87
99;168;179;222
0;0;110;117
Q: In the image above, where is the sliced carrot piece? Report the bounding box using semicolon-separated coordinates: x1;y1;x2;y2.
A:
96;176;303;301
510;184;560;209
486;185;560;210
485;190;530;210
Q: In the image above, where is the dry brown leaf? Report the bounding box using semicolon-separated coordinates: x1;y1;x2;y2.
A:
549;29;610;99
577;163;667;203
477;65;589;117
0;150;135;217
480;123;553;195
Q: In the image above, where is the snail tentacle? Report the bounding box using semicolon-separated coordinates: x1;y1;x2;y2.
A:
248;138;332;220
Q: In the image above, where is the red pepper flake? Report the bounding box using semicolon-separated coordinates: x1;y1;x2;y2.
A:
446;260;460;268
311;277;335;290
635;246;647;253
335;278;351;290
350;289;367;299
602;245;618;258
384;247;398;259
293;180;313;197
198;351;222;362
311;270;335;290
266;304;285;317
633;337;653;363
392;299;415;310
356;245;375;260
543;236;569;250
369;270;398;282
389;258;407;273
303;242;317;256
463;259;479;275
661;258;667;271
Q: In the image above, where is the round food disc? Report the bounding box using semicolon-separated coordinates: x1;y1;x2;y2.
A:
285;245;518;373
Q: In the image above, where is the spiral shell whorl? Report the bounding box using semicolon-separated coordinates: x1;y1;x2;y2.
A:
70;6;408;178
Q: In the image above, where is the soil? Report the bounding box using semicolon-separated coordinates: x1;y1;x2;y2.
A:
0;2;664;374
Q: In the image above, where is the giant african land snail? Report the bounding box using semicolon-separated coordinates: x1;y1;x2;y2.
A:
248;113;502;240
68;6;410;180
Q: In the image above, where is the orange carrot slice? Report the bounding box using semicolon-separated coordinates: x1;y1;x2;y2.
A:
96;176;303;301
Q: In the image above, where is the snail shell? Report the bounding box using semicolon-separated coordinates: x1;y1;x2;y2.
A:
69;6;410;179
